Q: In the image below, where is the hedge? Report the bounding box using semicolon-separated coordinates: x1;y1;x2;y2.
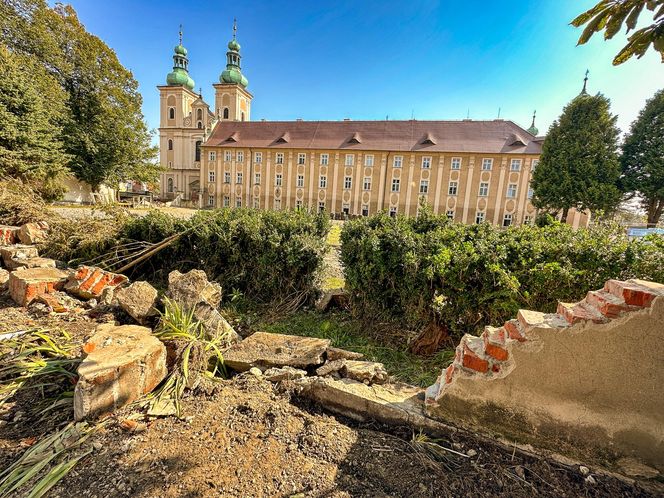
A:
340;209;664;340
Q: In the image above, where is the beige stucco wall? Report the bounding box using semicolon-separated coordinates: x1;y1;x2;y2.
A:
61;176;115;204
427;297;664;471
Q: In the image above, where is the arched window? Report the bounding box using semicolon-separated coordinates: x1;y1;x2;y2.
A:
168;139;173;150
167;178;174;193
241;112;245;121
197;109;203;120
197;121;202;129
195;141;202;162
223;108;229;119
168;107;175;120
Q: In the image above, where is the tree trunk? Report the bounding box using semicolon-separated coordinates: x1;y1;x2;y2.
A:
647;199;663;227
560;207;569;223
409;321;449;356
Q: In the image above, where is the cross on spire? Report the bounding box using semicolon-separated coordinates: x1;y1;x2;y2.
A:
581;69;589;94
531;110;536;127
179;24;183;45
233;18;237;40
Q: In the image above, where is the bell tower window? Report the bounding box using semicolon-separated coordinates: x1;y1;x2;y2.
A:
168;139;173;150
223;108;229;119
197;122;202;129
197;109;203;120
168;107;175;120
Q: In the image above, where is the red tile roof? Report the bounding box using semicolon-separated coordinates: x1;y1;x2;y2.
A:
204;119;541;154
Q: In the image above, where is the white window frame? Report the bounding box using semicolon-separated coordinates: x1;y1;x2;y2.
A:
223;195;230;207
253;198;260;209
527;186;534;199
224;151;232;162
510;159;522;171
342;203;350;215
209;151;216;161
345;154;355;166
421;156;431;169
318;201;325;212
208;195;215;206
446;210;455;220
344;176;352;190
297;174;304;188
391;178;400;192
362;205;369;216
298;153;306;165
482;158;493;171
236;172;243;184
531;159;539;171
478;182;489;197
295;199;303;209
275;199;281;210
364;154;374;167
208;171;215;183
507;183;517;198
524;215;532;225
254;173;261;185
224;172;231;184
275;173;283;187
254;152;262;163
320;153;329;165
475;211;485;224
319;175;327;188
419;180;429;194
393;156;403;168
503;213;513;227
448;181;458;196
363;177;371;191
276;153;284;164
389;206;397;217
237;151;244;163
451;157;461;170
235;196;242;208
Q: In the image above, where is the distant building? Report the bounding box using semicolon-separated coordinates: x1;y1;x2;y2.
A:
158;24;589;228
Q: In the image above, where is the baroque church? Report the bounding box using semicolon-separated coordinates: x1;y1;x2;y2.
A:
158;24;590;228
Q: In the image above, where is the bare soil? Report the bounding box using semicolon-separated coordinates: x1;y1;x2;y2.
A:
0;292;662;498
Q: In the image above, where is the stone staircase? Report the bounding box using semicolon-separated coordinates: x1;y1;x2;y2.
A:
426;278;664;403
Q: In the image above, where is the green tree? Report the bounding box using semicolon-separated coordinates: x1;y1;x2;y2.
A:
0;45;69;199
531;93;622;222
0;0;160;192
621;89;664;226
571;0;664;65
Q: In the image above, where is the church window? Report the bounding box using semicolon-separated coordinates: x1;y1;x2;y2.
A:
344;176;352;189
451;157;461;170
167;161;172;168
255;152;262;163
345;154;354;166
276;153;284;164
167;178;174;193
168;139;173;150
297;175;304;188
391;178;400;192
298;153;306;165
448;181;458;195
197;121;202;129
241;112;245;121
224;172;231;183
319;175;327;188
482;158;493;170
209;151;216;161
364;155;374;167
223;108;229;119
254;173;261;185
237;151;244;162
168;107;175;120
363;177;371;190
320;154;329;165
223;196;230;207
393;156;403;168
208;195;215;206
195;141;202;162
236;196;242;207
421;157;431;169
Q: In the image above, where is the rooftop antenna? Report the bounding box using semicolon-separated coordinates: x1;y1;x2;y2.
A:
179;24;183;45
581;69;589;94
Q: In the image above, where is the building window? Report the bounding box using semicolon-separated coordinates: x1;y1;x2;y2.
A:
208;195;214;207
446;210;455;220
297;175;304;188
223;195;230;207
482;158;493;171
209;151;216;161
365;155;374;167
241;112;245;121
527;186;534;199
391;178;400;192
197;121;202;129
293;200;302;210
507;183;517;198
319;175;327;188
167;161;172;168
298;153;306;165
223;107;229;119
344;176;352;189
320;154;329;165
275;199;281;210
236;196;242;208
510;159;522;171
448;181;458;195
276;153;284;164
168;107;175;120
275;174;283;186
524;215;532;225
167;178;174;193
503;213;513;227
475;211;485;224
362;205;369;216
318;201;325;212
255;152;262;163
345;154;355;166
419;180;429;194
195;141;202;162
253;198;260;209
389;206;397;217
342;204;350;215
225;151;232;161
208;171;215;183
451;157;461;170
478;182;489;197
363;177;371;190
236;151;244;162
531;159;539;171
224;172;231;184
422;156;431;169
393;156;403;168
168;139;173;150
254;173;261;185
236;172;243;184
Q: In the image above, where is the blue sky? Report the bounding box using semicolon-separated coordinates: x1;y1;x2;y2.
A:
64;0;662;136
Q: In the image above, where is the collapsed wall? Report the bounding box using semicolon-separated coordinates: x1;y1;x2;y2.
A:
426;279;664;472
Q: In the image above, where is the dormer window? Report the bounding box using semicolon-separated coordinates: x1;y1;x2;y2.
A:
348;133;361;144
421;133;436;145
276;132;290;143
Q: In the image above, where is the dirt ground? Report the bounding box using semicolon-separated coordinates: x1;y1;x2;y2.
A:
1;293;662;498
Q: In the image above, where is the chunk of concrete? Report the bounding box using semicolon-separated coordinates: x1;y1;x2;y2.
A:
224;332;330;372
326;346;364;361
191;302;239;344
115;281;158;324
0;226;19;246
316;359;345;377
74;324;167;421
0;268;8;290
8;267;68;306
5;257;56;271
342;360;388;385
167;269;222;308
263;366;308;382
65;266;128;300
1;245;39;268
18;221;49;245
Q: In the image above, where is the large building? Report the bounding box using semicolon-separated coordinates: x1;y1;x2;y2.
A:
158;25;590;228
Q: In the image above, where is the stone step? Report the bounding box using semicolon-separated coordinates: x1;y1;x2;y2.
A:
604;279;663;308
557;301;609;325
585;289;634;318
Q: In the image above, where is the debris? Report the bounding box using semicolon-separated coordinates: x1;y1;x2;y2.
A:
18;221;49;245
8;267;68;306
0;225;19;245
316;359;345;377
579;465;590;476
1;244;39;268
74;324;167;421
326;346;364;361
115;281;158;324
249;367;263;377
0;268;8;290
65;266;128;300
119;419;146;433
5;256;57;270
466;449;477;457
585;475;596;485
224;332;330;372
263;366;308;382
342;360;388;385
315;288;349;311
35;293;68;313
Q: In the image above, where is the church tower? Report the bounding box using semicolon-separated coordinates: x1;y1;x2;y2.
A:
214;20;253;122
158;27;212;204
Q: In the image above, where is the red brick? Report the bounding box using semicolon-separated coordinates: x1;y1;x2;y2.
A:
79;269;102;293
585;290;633;318
445;364;457;384
504;319;526;342
557;302;608;325
460;341;489;373
0;226;19;245
65;266;128;299
8;268;68;306
484;342;509;361
605;279;661;308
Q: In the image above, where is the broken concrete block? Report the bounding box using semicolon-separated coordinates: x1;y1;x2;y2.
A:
316;359;346;377
115;281;158;324
35;293;68;313
1;245;39;268
18;221;49;245
8;267;68;306
224;332;330;372
316;288;349;312
167;269;222;308
74;324;167;421
263;366;308;382
326;346;364;361
342;360;388;385
0;226;19;246
5;257;56;271
192;302;239;344
0;268;8;290
65;266;128;299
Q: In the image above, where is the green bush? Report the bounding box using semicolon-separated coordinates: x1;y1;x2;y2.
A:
340;209;664;341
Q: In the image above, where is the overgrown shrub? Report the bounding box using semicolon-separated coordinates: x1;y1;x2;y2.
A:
341;209;664;341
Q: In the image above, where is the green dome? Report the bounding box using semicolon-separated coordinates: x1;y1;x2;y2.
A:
228;39;240;51
527;124;539;135
167;68;195;90
220;67;248;87
174;44;188;56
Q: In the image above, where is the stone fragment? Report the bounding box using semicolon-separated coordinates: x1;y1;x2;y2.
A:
249;367;263;377
342;360;388;385
0;268;8;290
616;457;660;478
74;324;167;421
315;288;349;311
0;226;19;246
115;281;158;324
1;245;39;269
35;293;68;313
224;332;330;372
18;221;49;245
167;269;222;308
316;359;345;377
263;366;308;382
8;267;68;306
65;266;128;299
326;346;364;361
5;257;56;271
191;302;239;343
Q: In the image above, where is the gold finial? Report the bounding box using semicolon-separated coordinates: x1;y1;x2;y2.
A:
179;24;183;45
233;18;237;40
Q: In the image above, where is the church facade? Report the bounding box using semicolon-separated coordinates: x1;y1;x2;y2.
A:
158;26;590;228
